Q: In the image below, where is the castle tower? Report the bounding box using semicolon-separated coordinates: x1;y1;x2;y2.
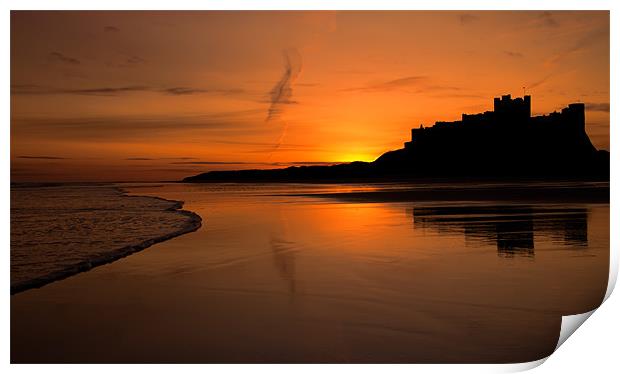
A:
493;94;531;122
562;103;586;131
524;95;531;118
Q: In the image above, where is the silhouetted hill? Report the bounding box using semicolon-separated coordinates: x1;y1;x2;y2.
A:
184;95;610;183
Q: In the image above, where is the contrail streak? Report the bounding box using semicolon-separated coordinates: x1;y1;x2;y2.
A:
266;48;302;156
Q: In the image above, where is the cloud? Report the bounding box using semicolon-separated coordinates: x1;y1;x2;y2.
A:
65;86;149;96
585;102;610;112
11;84;244;97
527;73;554;89
17;156;67;160
430;93;485;99
283;161;336;166
162;87;244;96
170;161;255;165
49;51;80;65
126;157;199;161
170;160;338;166
266;48;303;122
126;55;145;64
344;76;427;92
105;55;147;68
104;26;120;32
162;87;207;95
147;168;204;173
211;139;316;148
343;76;468;96
539;11;559;28
545;29;607;66
11;109;267;141
503;50;524;58
11;84;149;96
161;157;199;160
458;13;479;25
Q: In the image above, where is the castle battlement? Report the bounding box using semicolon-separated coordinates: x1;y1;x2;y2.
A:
494;94;531;119
405;95;585;149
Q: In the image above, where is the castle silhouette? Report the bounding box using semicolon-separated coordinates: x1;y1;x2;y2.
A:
185;94;609;182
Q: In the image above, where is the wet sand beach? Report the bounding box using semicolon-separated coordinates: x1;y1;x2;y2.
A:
11;182;609;363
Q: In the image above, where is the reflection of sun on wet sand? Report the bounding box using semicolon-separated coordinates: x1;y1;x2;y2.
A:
295;181;609;204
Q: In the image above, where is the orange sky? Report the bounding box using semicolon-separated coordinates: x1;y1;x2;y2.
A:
11;11;610;182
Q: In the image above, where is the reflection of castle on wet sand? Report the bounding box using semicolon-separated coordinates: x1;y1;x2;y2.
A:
411;205;588;257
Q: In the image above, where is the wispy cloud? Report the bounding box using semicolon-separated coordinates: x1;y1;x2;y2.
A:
11;109;267;141
162;87;211;95
545;29;607;66
503;50;524;58
170;161;255;165
126;55;146;64
170;160;338;167
343;76;427;92
17;155;67;160
527;73;554;89
343;76;469;96
11;84;244;97
65;86;149;96
429;93;485;99
211;139;316;149
126;157;199;161
539;11;559;28
266;48;302;122
162;87;244;96
106;55;147;68
458;13;479;25
585;102;610;112
284;161;336;166
11;84;149;96
49;51;80;65
161;157;199;160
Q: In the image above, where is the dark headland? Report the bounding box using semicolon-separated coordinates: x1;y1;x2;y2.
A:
184;94;609;183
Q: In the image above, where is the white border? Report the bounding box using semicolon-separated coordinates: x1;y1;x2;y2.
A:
3;1;618;372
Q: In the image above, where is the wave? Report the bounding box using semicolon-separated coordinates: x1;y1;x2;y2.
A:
10;186;202;294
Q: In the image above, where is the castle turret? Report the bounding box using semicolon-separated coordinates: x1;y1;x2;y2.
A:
524;95;531;117
562;103;585;131
493;94;531;122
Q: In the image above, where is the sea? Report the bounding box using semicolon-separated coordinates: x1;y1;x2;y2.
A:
10;181;610;363
10;183;200;293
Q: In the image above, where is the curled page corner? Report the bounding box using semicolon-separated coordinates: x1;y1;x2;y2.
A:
503;356;549;372
604;243;618;301
508;310;598;372
539;256;618;366
555;309;597;351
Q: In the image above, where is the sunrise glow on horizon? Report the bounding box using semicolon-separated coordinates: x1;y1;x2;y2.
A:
11;11;610;182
